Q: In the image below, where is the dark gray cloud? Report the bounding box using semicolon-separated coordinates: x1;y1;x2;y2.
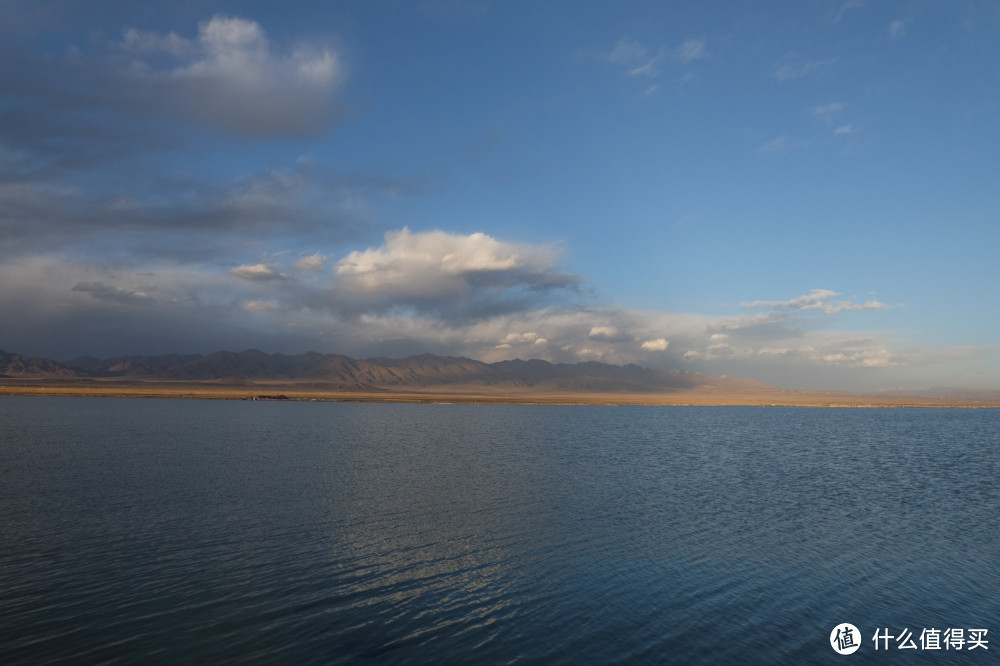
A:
118;15;345;137
0;256;317;359
0;13;344;141
0;12;363;266
0;162;371;263
71;281;155;305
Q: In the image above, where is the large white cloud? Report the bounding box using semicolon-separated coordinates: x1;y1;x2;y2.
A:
335;228;575;298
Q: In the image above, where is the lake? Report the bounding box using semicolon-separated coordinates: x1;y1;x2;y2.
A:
1;398;997;664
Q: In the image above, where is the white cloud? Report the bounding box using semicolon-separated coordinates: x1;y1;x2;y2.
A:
494;331;548;351
587;325;633;343
743;289;836;310
834;124;857;135
860;350;895;367
121;15;344;136
229;263;288;281
335;227;569;298
628;60;660;78
589;325;618;338
888;19;907;40
293;253;327;272
641;338;669;351
500;332;540;344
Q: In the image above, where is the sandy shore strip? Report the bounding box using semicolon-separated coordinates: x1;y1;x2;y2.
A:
2;379;999;408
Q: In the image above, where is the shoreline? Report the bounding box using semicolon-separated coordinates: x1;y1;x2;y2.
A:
3;380;998;408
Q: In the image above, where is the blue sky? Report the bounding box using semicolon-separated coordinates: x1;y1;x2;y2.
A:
1;0;997;391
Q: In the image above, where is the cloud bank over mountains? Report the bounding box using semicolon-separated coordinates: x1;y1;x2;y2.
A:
2;218;975;391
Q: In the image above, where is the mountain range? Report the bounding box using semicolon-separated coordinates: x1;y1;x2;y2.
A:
0;348;770;394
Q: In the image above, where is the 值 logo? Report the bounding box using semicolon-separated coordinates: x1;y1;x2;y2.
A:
831;623;861;655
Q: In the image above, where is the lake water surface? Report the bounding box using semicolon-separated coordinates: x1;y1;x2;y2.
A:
1;398;997;664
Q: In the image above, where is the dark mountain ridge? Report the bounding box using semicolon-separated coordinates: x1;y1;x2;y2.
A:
0;350;84;379
0;348;773;393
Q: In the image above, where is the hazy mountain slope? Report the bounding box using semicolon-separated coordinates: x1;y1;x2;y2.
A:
0;350;84;378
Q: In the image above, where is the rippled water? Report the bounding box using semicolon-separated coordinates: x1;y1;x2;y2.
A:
1;398;997;664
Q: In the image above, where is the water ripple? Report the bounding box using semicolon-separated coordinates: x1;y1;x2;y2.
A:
2;401;998;664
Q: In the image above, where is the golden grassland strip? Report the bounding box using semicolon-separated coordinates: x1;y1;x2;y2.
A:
1;380;999;408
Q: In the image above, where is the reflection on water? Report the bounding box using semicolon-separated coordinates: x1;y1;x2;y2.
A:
1;399;997;664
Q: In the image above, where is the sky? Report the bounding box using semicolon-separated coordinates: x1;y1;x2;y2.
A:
1;0;998;391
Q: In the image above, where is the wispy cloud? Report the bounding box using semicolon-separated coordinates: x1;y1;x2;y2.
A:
813;102;846;123
676;38;707;63
771;53;835;81
813;103;859;137
741;289;892;315
833;0;866;23
597;36;708;86
603;38;655;73
71;281;154;305
888;19;907;40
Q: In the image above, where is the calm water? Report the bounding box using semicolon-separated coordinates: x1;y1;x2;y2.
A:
1;398;997;664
